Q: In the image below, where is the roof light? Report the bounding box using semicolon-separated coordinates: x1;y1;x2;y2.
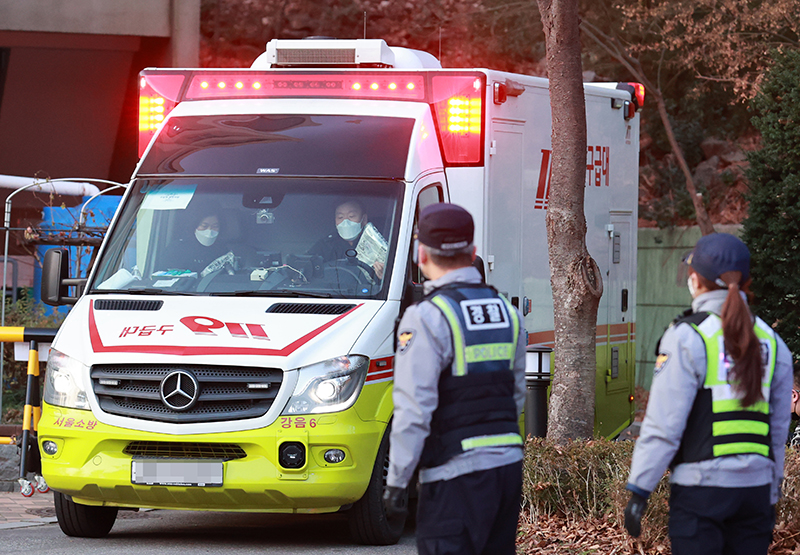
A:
138;72;184;158
389;82;397;90
201;81;209;89
631;82;645;109
407;82;415;90
235;81;244;89
253;82;262;89
616;82;645;112
370;82;379;90
431;74;485;165
352;82;362;90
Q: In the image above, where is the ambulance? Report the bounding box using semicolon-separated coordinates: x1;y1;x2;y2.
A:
37;38;641;542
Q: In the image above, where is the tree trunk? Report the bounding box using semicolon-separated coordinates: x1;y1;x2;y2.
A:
537;0;603;440
651;88;715;235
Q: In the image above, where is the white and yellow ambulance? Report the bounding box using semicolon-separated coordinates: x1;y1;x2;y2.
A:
37;38;642;542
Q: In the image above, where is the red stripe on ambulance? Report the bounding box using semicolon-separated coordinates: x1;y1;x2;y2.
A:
88;300;361;356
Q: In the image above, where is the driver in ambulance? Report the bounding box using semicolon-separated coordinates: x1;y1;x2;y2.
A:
163;210;230;273
307;199;386;279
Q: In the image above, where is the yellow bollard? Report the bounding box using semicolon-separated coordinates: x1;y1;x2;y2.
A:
18;339;39;493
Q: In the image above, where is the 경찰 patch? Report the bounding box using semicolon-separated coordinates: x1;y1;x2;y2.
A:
398;330;414;353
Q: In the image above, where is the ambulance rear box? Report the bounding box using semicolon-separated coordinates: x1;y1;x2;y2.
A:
38;39;641;543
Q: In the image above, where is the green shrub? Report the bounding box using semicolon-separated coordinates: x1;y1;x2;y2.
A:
521;438;800;553
742;48;800;357
522;437;669;548
1;292;63;423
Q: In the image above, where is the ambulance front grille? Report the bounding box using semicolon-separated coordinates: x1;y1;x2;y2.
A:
123;441;247;461
94;299;163;311
91;364;283;423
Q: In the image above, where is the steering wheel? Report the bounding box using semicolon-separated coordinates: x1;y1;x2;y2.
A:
353;259;380;282
326;258;378;284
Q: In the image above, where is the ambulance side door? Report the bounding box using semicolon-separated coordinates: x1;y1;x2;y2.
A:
486;122;524;308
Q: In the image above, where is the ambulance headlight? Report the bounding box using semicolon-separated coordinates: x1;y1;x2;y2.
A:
282;355;368;415
43;349;90;410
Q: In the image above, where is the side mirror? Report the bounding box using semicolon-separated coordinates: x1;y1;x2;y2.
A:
41;248;84;306
400;280;424;316
473;255;487;282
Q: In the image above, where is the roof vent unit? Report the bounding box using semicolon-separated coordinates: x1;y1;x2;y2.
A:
264;39;395;68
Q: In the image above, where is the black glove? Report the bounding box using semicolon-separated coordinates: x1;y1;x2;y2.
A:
624;492;648;538
382;485;407;519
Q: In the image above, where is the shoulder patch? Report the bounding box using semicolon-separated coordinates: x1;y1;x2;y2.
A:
397;330;415;354
654;352;670;376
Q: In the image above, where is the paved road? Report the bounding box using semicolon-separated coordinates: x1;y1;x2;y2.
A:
0;506;418;554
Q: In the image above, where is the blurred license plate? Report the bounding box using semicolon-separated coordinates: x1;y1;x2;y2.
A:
131;460;223;487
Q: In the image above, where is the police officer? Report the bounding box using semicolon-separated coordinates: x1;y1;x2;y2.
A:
788;362;800;447
383;203;527;555
624;233;793;555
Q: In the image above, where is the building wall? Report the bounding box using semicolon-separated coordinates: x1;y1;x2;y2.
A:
636;225;743;390
0;34;137;179
0;0;199;185
0;0;172;37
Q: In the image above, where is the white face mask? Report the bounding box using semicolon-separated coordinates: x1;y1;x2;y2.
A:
687;275;697;298
337;218;362;241
195;228;219;247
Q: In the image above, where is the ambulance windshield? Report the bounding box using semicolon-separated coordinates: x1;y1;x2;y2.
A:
90;177;403;299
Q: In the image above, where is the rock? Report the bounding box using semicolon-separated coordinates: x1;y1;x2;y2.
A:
0;444;20;491
692;155;721;188
720;149;747;164
700;137;732;159
700;137;746;165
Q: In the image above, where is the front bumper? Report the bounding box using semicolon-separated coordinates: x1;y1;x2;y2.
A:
38;403;385;513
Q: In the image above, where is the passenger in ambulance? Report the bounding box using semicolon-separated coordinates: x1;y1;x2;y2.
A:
162;210;231;274
307;199;386;279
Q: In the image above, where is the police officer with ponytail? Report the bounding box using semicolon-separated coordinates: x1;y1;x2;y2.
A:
383;203;527;555
624;233;793;554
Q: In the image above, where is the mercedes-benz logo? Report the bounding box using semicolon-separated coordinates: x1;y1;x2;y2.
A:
160;370;200;411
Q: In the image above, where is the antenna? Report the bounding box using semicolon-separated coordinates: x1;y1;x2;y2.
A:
439;27;442;63
363;12;367;39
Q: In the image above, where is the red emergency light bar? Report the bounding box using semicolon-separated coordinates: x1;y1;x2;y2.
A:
185;73;426;101
138;70;485;165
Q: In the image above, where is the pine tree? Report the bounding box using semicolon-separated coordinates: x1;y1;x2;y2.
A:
742;49;800;358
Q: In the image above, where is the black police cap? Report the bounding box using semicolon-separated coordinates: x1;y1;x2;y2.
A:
418;203;474;251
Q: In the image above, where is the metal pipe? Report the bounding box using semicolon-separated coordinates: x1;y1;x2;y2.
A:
78;184;127;228
1;178;122;420
0;257;18;304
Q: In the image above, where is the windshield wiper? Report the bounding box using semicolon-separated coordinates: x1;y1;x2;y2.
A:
210;289;332;298
89;288;201;296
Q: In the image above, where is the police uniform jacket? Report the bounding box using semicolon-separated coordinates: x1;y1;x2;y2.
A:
628;290;792;504
386;266;527;490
